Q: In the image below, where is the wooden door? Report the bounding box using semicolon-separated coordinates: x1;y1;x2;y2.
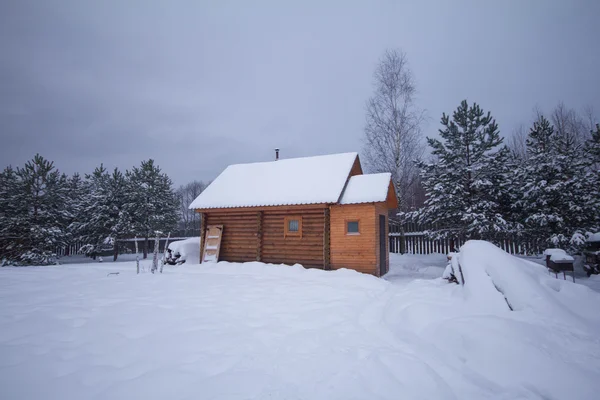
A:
379;215;386;276
202;225;223;263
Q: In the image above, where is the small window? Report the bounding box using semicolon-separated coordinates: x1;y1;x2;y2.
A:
284;216;302;237
288;219;299;232
347;220;360;235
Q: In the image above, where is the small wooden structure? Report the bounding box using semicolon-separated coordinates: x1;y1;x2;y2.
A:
544;249;575;282
189;152;398;276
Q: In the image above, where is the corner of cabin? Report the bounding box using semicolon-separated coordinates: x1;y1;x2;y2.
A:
374;201;390;277
329;203;378;275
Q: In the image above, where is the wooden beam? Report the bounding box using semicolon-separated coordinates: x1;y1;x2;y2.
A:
324;207;330;270
256;211;263;262
199;212;207;264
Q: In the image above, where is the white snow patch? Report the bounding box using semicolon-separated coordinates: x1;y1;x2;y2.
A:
385;252;448;283
0;250;599;399
587;232;600;242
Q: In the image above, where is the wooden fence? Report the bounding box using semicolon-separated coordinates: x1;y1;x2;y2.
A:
56;235;198;257
56;242;85;257
388;221;540;255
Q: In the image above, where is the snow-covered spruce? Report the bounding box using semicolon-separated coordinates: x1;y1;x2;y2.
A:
513;115;597;251
415;101;515;242
126;160;179;259
70;165;133;261
0;155;72;265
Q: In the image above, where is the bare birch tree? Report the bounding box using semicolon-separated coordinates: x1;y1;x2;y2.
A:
176;180;206;235
507;124;528;162
362;49;426;211
551;102;594;147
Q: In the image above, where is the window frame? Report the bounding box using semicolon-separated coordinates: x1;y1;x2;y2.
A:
345;219;360;235
284;216;303;238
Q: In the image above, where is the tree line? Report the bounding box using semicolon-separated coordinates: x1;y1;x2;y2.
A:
0;157;206;265
411;101;600;252
364;49;600;252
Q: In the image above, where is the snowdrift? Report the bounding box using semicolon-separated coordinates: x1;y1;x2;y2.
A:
167;237;200;264
453;240;600;327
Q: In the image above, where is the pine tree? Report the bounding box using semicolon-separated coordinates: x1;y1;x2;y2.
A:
515;116;561;250
72;165;107;258
0;166;25;264
582;124;600;234
13;155;70;265
487;146;522;241
106;168;133;261
126;160;178;258
554;119;591;249
517;116;594;251
65;173;85;255
417;100;510;243
73;166;133;261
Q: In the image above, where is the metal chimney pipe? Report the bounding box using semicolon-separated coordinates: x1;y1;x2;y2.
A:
275;148;279;161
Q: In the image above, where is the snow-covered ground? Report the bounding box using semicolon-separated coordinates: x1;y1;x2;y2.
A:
57;253;142;264
1;245;600;400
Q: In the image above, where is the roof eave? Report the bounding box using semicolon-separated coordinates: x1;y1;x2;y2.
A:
191;203;330;213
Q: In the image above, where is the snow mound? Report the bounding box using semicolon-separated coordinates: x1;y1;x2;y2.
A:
167;237;200;265
457;240;599;326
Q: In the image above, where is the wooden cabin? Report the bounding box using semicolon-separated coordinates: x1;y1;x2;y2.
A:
189;152;398;276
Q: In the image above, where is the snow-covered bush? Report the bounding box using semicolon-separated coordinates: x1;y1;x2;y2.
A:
167;237;200;265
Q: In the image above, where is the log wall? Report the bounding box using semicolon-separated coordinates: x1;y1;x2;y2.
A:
329;203;377;274
205;211;259;263
202;201;389;275
203;206;327;268
261;208;325;268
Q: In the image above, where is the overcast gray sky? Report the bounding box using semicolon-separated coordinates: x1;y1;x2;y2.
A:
1;0;599;185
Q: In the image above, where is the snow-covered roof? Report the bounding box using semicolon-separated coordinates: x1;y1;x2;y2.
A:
339;173;392;205
543;248;567;256
189;152;359;209
550;253;574;262
587;232;600;242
